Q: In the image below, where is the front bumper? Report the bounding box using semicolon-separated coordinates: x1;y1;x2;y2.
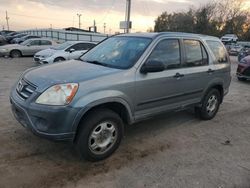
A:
10;84;81;141
237;65;250;79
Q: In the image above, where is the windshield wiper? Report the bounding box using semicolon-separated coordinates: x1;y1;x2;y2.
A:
84;60;110;67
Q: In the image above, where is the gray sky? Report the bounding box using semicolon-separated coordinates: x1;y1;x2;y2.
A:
0;0;215;33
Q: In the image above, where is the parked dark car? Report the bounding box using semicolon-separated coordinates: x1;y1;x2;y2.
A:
0;35;8;46
10;34;28;44
0;30;15;36
238;45;250;62
237;55;250;81
6;33;26;43
13;35;41;44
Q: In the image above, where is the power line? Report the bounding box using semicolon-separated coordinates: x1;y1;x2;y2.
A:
0;11;73;23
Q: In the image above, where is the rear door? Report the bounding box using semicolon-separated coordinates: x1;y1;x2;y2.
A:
39;40;52;51
23;40;40;55
175;39;213;103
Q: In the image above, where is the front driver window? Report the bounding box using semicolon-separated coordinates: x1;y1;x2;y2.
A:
147;39;181;69
29;40;40;46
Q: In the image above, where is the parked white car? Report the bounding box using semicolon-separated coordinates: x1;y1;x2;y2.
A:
221;34;238;43
34;41;96;64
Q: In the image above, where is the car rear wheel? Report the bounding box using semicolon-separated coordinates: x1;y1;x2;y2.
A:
10;50;22;58
196;89;221;120
76;108;124;161
54;57;65;62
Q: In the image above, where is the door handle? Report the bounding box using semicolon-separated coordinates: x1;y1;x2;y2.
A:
173;72;184;78
207;69;215;73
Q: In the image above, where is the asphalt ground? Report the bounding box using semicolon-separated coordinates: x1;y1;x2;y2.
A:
0;56;249;188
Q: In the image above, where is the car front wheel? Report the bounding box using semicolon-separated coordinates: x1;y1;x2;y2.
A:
10;50;22;58
76;109;124;161
54;57;65;62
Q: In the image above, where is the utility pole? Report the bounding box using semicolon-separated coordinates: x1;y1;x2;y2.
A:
94;20;96;32
125;0;131;33
5;11;9;31
103;23;106;34
77;13;82;29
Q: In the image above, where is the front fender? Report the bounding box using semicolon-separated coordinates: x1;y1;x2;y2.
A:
71;90;134;132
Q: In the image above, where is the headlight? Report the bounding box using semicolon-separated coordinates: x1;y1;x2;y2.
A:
0;49;7;52
36;83;79;105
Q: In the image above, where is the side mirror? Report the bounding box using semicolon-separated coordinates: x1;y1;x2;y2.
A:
26;44;30;47
69;48;75;53
140;60;165;74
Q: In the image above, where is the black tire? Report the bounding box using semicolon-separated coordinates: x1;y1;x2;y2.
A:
76;108;124;161
196;89;221;120
54;57;65;62
237;77;246;81
10;50;22;58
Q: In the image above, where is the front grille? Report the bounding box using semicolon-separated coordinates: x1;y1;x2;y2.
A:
16;79;36;100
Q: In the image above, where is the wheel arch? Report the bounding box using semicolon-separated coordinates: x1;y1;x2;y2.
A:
53;56;66;62
73;100;134;142
10;49;22;56
202;83;224;104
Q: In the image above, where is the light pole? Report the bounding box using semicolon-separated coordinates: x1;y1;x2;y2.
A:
104;23;106;34
6;11;9;31
125;0;131;33
77;13;82;29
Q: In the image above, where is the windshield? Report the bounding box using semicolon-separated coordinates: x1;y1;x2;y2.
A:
20;40;31;46
80;36;152;69
51;42;72;50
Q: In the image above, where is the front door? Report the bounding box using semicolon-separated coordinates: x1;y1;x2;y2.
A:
135;38;184;119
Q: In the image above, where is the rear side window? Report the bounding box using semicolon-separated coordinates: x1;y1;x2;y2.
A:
41;40;52;45
206;41;228;63
147;39;181;69
183;40;208;67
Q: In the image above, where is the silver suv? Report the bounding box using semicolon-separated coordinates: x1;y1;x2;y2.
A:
10;32;231;161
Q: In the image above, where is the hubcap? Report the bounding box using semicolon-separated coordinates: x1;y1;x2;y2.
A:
88;121;117;155
206;95;218;115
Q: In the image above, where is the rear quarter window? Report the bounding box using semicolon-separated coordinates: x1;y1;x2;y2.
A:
206;41;228;63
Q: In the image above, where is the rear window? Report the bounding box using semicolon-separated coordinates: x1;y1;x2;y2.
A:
206;41;228;63
183;40;208;67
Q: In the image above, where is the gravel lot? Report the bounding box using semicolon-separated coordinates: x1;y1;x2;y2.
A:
0;57;249;188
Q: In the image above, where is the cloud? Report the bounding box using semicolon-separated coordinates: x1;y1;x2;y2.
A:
0;0;213;31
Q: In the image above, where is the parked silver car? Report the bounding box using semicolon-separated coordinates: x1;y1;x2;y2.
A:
0;38;57;57
10;32;231;161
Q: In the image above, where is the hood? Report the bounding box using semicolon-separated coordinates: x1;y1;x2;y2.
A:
24;60;122;91
35;48;57;57
0;44;19;49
